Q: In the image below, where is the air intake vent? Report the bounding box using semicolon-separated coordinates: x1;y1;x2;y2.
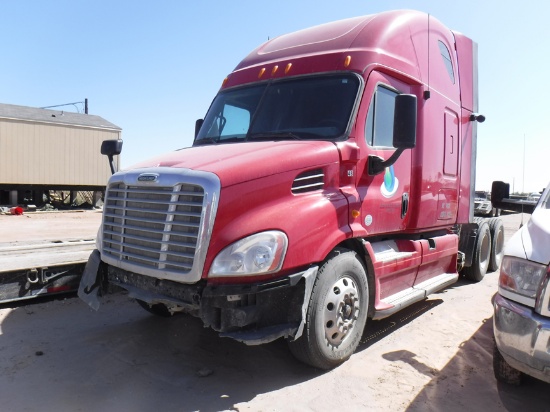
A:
292;169;324;194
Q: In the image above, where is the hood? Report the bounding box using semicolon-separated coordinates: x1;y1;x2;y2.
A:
126;141;339;187
519;206;550;264
504;184;550;265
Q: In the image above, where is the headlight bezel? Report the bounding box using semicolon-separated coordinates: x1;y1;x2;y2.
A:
209;230;288;278
498;255;548;307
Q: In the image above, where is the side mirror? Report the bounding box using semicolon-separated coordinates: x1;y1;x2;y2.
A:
368;94;417;176
101;139;123;156
393;94;417;149
195;119;204;138
101;139;123;175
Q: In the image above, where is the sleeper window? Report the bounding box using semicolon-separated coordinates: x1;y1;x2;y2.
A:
438;40;455;84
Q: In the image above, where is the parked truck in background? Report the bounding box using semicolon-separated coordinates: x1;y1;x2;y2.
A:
79;10;504;369
474;190;500;217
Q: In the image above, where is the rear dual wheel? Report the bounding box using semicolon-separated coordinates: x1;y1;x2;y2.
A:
463;218;492;282
463;216;505;281
488;218;505;272
288;249;369;370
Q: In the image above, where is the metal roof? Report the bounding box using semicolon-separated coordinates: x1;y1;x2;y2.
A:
0;102;121;130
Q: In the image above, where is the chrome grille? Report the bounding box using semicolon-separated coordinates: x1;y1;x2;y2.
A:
292;169;324;194
103;183;205;274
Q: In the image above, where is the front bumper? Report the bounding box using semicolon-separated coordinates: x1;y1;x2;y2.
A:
78;249;318;345
493;293;550;383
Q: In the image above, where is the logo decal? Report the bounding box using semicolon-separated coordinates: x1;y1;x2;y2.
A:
380;166;399;198
137;173;159;182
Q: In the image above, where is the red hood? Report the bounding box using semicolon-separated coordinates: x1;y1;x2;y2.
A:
126;141;339;187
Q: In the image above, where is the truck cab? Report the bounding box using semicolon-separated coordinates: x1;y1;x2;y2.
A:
80;10;495;369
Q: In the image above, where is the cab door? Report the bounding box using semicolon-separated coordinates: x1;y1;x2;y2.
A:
355;71;414;236
354;71;418;299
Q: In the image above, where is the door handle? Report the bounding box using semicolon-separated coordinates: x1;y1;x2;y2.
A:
401;192;409;219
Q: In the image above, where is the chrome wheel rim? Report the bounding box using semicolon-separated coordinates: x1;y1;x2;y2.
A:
323;276;360;347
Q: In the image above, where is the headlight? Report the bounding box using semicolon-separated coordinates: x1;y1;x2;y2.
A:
209;231;288;277
499;256;547;299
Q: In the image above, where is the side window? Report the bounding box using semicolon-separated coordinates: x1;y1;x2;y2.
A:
365;86;398;148
438;40;455;84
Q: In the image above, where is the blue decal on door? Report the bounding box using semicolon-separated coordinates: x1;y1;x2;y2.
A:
380;165;399;198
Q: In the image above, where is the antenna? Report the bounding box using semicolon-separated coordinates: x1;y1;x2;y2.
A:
520;133;526;228
40;99;89;114
423;14;431;100
522;133;526;193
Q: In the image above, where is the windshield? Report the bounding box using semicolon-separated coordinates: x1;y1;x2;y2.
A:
194;74;361;145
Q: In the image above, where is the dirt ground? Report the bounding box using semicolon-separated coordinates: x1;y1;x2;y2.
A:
0;212;549;412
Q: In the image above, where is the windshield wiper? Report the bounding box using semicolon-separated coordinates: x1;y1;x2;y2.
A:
248;132;302;141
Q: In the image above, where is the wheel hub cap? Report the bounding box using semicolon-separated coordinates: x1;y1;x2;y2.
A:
323;276;360;347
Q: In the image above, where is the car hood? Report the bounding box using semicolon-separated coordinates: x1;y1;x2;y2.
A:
125;140;339;187
504;191;550;265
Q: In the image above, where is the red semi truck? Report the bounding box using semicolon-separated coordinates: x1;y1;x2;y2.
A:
80;10;502;369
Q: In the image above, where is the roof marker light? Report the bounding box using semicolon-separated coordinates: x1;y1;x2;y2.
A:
285;63;292;74
258;68;266;78
272;65;279;75
344;55;352;67
222;77;228;87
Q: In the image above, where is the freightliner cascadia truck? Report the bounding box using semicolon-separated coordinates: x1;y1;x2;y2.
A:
80;10;503;369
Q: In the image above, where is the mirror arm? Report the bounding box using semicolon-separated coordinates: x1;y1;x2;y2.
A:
107;155;116;175
367;148;405;176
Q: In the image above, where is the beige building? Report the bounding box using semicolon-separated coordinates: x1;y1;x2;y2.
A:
0;103;121;206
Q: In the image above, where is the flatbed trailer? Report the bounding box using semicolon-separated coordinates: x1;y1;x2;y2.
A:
0;240;94;303
0;210;101;304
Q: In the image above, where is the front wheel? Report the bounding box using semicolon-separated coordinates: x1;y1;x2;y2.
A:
288;249;369;370
493;340;522;385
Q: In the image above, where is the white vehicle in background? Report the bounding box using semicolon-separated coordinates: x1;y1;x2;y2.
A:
527;192;541;203
474;190;500;217
492;181;550;385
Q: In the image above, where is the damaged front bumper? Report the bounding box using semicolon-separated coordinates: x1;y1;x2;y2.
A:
78;249;317;345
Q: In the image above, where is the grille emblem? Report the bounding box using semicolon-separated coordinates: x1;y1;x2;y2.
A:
137;173;159;182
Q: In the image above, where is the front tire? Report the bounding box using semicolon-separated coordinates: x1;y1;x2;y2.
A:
493;340;522;385
288;249;369;370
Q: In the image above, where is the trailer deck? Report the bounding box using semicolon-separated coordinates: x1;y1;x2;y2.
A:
0;210;101;303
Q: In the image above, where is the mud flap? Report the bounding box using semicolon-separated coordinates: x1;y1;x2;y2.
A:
291;266;318;341
77;249;103;311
